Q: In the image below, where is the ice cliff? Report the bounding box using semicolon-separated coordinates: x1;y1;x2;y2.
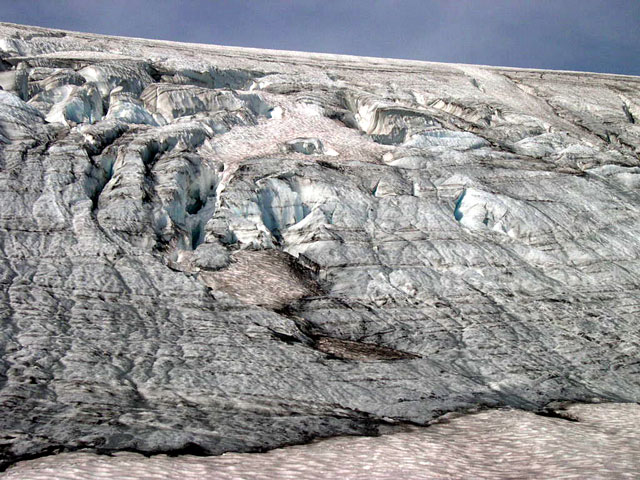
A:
0;22;639;469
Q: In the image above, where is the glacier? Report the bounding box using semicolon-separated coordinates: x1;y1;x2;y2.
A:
0;22;639;475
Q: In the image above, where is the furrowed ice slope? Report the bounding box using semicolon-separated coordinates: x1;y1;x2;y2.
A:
0;22;639;469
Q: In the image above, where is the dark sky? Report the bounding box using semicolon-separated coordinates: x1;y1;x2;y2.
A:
2;0;639;75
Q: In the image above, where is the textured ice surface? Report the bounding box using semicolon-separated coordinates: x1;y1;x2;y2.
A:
2;403;639;480
0;22;640;470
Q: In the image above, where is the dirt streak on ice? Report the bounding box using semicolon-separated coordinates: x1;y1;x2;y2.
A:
2;403;638;480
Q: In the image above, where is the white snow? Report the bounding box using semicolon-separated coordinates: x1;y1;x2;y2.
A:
2;403;638;480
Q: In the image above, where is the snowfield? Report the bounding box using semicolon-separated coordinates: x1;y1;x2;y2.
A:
3;403;639;479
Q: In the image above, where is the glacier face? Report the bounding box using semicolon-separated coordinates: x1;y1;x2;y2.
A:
0;22;639;469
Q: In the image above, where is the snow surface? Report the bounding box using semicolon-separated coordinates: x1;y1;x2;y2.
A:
2;403;639;480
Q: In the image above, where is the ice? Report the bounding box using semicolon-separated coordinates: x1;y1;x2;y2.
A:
1;21;640;474
79;62;154;98
0;89;47;141
346;93;441;144
44;83;103;124
106;87;158;125
282;137;324;155
257;177;307;237
140;84;268;122
404;129;488;150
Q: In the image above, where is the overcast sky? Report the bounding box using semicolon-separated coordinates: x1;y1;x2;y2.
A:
2;0;639;75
